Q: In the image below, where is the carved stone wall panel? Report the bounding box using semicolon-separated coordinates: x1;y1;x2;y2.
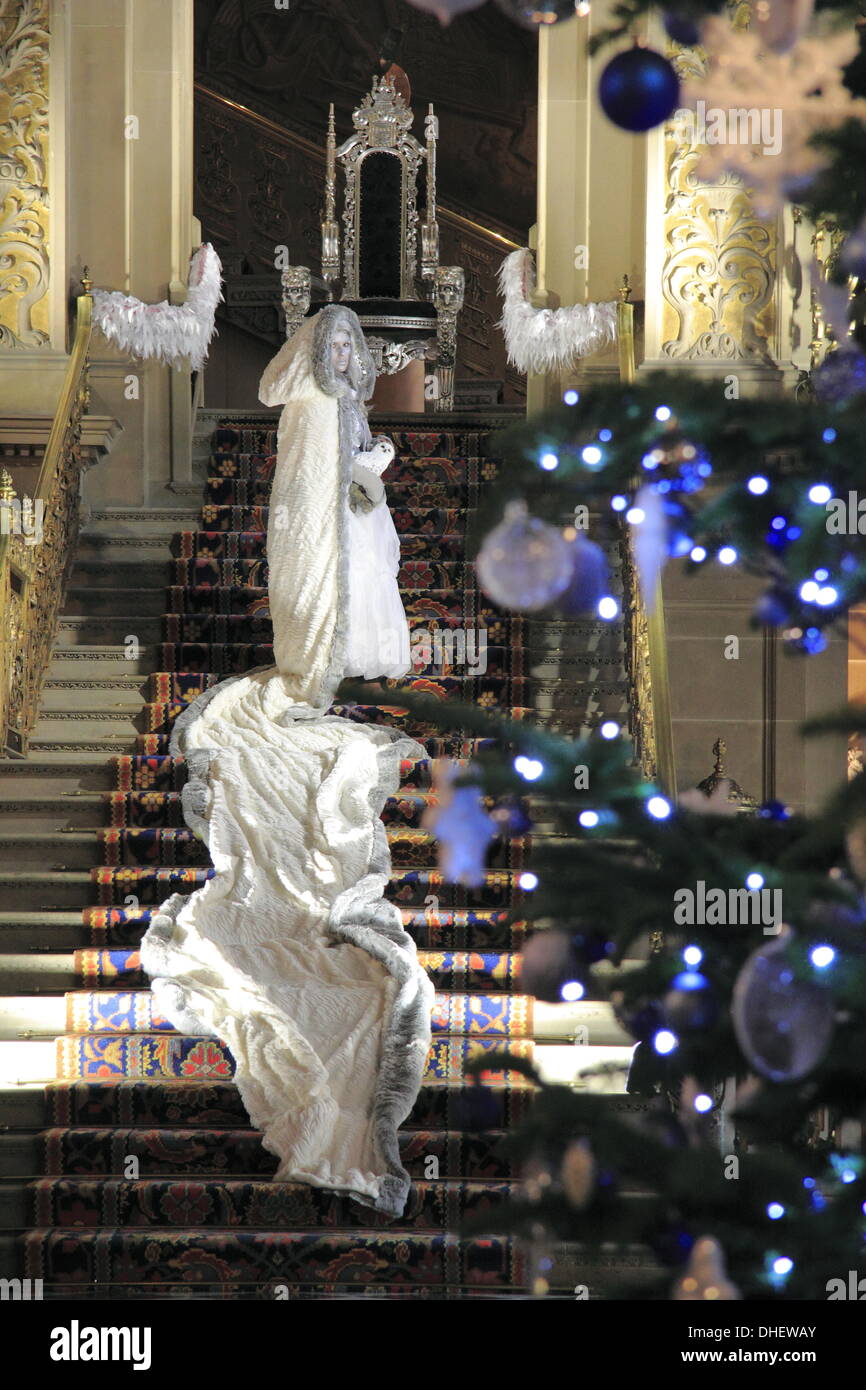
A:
0;0;50;350
660;45;777;363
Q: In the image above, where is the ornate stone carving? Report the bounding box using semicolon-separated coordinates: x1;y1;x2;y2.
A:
660;46;777;363
433;266;465;412
365;336;431;375
0;0;50;349
337;75;425;301
280;265;312;340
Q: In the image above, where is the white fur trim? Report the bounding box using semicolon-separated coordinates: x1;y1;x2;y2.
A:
498;247;617;375
92;243;223;372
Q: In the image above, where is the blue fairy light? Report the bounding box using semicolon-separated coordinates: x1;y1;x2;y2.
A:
801;627;827;654
718;546;737;565
641;452;659;471
770;516;786;531
540;451;559;471
599;428;613;442
683;945;703;967
786;526;802;540
647;795;671;820
694;1093;713;1113
772;1256;793;1276
767;1203;785;1221
745;872;764;890
598;596;619;620
816;586;838;606
563;389;580;405
810;945;835;969
814;568;829;581
611;494;628;512
579;810;600;828
514;755;544;782
657;479;672;494
748;475;769;495
800;579;819;602
822;427;837;443
561;980;585;1002
808;484;832;504
690;545;707;563
626;506;645;525
582;445;603;466
600;720;620;739
655;406;672;422
653;1028;678;1054
697;461;712;477
519;871;538;891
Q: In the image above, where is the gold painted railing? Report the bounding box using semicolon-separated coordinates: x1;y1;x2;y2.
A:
0;278;93;756
617;278;677;797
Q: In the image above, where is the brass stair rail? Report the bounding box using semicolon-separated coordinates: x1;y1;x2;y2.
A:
617;276;677;797
0;275;93;756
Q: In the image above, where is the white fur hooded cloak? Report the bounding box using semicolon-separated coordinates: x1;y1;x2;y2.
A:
141;307;435;1218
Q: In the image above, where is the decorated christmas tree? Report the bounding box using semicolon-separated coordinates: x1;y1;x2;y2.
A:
349;0;866;1301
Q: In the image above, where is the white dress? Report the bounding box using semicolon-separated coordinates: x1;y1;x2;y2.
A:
344;392;411;680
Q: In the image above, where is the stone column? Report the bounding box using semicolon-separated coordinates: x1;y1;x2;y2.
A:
530;4;648;411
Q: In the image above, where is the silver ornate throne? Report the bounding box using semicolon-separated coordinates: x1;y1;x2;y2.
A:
281;74;464;412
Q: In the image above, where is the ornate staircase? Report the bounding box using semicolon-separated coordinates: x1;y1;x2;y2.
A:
0;414;656;1299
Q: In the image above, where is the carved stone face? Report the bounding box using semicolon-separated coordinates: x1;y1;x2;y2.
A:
435;269;464;311
331;329;352;374
283;268;311;307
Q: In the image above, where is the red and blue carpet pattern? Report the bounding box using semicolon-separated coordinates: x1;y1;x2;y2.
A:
23;418;564;1299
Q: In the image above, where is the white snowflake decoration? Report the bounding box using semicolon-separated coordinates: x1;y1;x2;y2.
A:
679;20;866;215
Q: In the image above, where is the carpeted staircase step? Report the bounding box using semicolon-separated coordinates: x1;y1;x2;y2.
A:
0;787;447;831
0;1078;537;1130
0;906;528;952
0;947;523;992
0;1127;520;1182
49;990;536;1039
172;556;479;589
0;1176;524;1230
175;529;469;562
8;1227;607;1296
0;991;626;1044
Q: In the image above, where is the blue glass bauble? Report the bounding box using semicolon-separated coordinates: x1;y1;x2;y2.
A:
663;9;701;45
556;534;609;615
813;348;866;404
599;48;680;133
731;929;834;1082
477;501;574;611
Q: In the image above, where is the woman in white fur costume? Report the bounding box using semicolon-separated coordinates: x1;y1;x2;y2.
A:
258;305;411;697
140;303;434;1218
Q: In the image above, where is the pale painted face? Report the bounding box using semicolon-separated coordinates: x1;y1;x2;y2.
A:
331;329;352;374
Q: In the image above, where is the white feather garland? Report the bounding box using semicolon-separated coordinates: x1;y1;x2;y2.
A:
91;243;223;372
498;247;617;375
